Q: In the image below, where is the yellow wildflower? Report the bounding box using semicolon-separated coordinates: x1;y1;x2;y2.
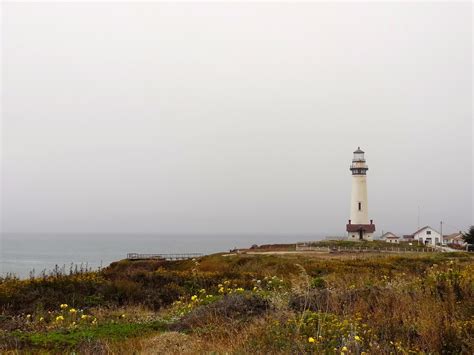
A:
191;295;198;301
81;314;88;320
218;287;224;293
236;287;244;292
55;315;64;322
308;337;315;343
253;286;258;291
60;304;68;310
69;308;77;313
39;317;44;322
341;346;348;352
354;335;361;341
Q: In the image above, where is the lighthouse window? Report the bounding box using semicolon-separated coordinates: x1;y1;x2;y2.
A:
358;202;361;211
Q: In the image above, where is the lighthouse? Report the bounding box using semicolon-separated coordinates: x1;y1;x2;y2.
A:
346;147;375;241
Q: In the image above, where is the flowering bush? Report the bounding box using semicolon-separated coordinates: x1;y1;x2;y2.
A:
22;303;100;331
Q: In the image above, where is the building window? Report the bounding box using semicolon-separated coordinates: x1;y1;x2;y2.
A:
358;202;361;211
426;231;431;235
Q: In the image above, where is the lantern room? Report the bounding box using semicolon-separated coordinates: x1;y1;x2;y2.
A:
352;147;365;162
350;147;368;175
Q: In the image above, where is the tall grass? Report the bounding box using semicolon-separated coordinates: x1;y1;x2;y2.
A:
1;252;473;353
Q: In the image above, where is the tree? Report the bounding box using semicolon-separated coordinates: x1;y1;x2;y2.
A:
461;226;474;245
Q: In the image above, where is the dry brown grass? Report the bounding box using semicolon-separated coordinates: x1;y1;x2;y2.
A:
1;252;473;353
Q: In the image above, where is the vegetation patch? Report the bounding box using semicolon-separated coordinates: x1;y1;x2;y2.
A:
1;320;168;350
172;292;270;331
1;252;473;353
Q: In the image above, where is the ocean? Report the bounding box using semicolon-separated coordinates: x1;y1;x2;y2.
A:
0;233;323;278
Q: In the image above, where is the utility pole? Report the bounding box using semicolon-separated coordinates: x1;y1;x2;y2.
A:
440;221;443;246
417;206;420;230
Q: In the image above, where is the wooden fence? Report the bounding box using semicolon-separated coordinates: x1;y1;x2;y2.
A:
126;253;204;260
295;243;437;253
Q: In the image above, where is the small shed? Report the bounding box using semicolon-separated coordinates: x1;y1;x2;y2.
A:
380;232;400;244
443;232;466;246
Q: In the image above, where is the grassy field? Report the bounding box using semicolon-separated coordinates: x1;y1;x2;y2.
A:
1;248;473;353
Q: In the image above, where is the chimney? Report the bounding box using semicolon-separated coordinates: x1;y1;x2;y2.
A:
348;220;351;225
370;219;373;225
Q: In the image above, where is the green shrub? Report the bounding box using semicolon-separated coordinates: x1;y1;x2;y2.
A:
310;277;326;289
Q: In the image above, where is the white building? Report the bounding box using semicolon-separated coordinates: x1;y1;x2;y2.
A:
409;226;442;246
381;232;400;244
346;148;375;241
443;232;466;246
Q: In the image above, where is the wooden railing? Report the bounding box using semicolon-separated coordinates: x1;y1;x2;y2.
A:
126;253;204;260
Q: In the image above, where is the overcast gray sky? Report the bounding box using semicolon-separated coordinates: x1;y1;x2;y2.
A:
1;2;472;236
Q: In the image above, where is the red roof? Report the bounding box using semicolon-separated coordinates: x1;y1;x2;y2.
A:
346;224;376;233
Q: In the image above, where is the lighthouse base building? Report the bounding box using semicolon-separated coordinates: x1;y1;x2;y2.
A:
346;147;375;241
347;221;375;241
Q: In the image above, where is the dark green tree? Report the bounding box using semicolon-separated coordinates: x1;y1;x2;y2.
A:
462;226;474;245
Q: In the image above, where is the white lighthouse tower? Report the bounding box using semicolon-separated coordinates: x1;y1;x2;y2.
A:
346;147;375;241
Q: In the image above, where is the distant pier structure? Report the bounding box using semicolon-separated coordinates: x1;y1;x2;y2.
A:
127;253;203;260
346;147;375;241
